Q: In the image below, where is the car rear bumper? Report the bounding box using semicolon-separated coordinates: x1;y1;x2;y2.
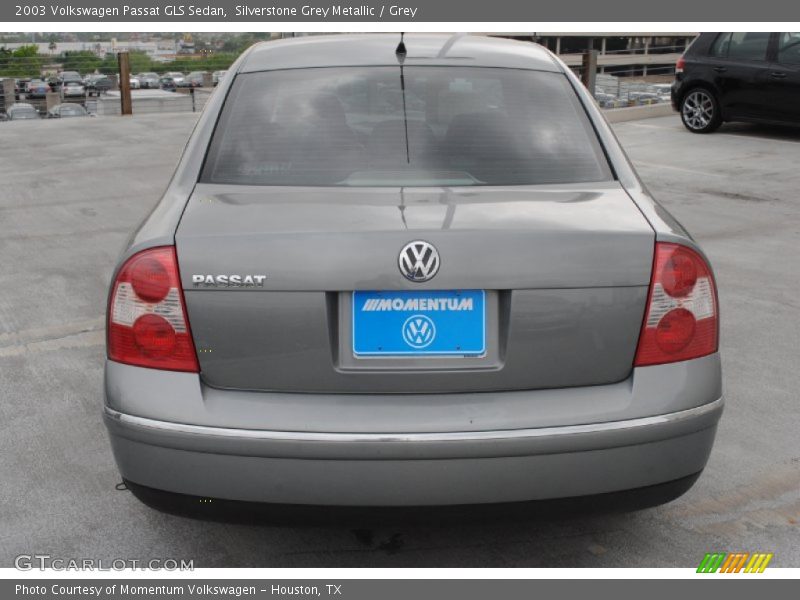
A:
106;401;720;506
104;355;723;506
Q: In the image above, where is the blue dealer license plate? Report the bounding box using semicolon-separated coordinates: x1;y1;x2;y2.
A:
352;290;486;356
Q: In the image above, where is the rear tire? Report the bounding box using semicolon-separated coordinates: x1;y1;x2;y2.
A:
680;88;722;133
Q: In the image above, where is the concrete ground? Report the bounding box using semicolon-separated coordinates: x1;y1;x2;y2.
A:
0;114;797;568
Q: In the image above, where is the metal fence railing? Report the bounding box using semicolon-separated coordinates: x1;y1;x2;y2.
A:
0;51;227;118
571;56;678;109
2;46;679;118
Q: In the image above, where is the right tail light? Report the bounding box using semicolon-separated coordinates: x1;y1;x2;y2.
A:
634;242;718;367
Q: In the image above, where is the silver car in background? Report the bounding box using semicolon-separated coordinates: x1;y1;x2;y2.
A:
104;35;722;511
137;72;161;89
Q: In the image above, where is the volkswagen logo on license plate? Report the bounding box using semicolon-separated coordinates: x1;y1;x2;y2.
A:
402;314;436;349
398;240;440;282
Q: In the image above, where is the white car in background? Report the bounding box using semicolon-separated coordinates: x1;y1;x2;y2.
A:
137;72;160;89
62;81;85;98
212;70;227;86
165;71;185;84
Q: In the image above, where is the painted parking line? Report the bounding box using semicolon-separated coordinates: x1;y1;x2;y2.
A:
632;160;727;178
625;121;800;146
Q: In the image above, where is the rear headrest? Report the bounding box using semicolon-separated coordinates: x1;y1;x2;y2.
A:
369;119;436;148
443;111;520;159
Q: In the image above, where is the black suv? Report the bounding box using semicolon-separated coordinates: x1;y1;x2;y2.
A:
672;32;800;133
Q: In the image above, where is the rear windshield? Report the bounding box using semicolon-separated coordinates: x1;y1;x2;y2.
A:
202;67;611;187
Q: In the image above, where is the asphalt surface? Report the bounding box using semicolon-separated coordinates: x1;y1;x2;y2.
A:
0;113;797;568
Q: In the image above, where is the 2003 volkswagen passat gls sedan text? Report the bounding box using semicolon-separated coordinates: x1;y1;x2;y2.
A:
104;34;723;511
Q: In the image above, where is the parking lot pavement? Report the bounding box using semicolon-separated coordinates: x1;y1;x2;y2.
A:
0;114;797;568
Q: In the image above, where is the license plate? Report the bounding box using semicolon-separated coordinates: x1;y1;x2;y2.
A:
352;290;486;356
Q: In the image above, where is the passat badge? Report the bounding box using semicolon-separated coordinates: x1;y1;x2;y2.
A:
191;274;267;288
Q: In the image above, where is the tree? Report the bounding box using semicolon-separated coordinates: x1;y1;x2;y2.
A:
0;44;42;78
60;51;101;74
127;50;155;74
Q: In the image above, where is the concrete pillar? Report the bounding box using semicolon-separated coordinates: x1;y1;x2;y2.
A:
118;52;132;116
2;79;16;109
46;91;60;112
581;50;598;96
555;37;561;55
601;37;607;55
202;71;213;88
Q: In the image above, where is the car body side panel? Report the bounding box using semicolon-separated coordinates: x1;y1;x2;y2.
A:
552;52;701;251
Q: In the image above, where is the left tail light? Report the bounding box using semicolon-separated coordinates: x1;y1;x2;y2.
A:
107;246;199;372
634;242;719;367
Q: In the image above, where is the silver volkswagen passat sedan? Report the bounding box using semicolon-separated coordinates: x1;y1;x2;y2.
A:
104;34;722;510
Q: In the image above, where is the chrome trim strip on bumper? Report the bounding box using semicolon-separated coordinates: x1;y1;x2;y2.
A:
104;397;723;444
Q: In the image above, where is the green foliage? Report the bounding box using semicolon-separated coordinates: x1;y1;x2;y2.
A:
220;33;272;55
0;45;43;77
60;51;101;74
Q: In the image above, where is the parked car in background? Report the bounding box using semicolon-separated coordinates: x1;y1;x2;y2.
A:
62;81;86;98
627;91;660;104
594;92;617;107
164;71;185;84
137;72;160;89
672;32;800;132
177;71;206;88
6;103;39;120
47;103;90;118
25;79;51;99
129;77;141;89
159;76;178;92
56;71;83;90
86;75;112;96
104;35;723;513
212;70;227;86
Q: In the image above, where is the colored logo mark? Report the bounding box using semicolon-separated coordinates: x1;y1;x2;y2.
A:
697;552;773;573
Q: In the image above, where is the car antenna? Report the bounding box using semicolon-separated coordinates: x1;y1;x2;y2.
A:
396;32;407;62
397;33;410;164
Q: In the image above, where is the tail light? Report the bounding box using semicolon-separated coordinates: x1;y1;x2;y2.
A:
634;242;718;367
676;56;686;74
107;246;199;372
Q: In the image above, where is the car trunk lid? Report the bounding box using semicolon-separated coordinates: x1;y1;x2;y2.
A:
175;182;654;393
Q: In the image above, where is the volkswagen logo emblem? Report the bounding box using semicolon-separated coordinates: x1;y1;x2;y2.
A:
402;315;436;349
398;240;440;282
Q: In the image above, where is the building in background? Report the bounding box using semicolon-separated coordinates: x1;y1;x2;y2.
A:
490;32;696;79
